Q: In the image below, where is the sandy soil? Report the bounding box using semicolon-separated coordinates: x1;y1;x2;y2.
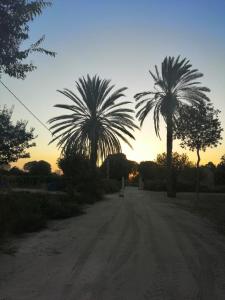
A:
1;187;225;300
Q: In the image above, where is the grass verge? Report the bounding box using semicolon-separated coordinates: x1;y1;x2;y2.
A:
171;193;225;233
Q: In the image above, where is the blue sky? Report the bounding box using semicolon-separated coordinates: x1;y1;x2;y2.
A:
1;0;225;169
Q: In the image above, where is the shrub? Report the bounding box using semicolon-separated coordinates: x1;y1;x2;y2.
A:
144;179;166;191
101;179;121;194
0;192;81;237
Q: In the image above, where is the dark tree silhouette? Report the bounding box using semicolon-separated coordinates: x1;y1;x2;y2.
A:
174;102;223;197
156;152;193;191
218;155;225;167
135;56;210;197
49;75;137;171
0;0;55;79
139;161;159;181
156;152;193;171
101;153;136;181
58;152;91;187
215;155;225;185
24;160;51;175
0;106;35;164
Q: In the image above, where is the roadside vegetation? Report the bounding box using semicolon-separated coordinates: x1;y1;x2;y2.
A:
169;193;225;235
0;192;81;238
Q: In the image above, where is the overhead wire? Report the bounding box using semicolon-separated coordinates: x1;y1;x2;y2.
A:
0;79;52;135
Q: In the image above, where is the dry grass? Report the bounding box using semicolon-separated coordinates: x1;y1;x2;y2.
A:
172;192;225;233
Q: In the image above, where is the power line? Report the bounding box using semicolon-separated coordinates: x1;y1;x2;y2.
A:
0;79;52;135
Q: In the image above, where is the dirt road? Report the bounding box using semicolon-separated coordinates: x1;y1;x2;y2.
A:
1;187;225;300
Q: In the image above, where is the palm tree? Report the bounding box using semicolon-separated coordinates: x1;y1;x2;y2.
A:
135;56;210;197
49;75;137;171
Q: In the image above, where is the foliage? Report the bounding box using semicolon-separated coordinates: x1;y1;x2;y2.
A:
58;152;91;186
135;56;210;135
139;161;162;180
0;0;56;79
101;153;136;180
9;166;24;176
24;160;51;175
135;56;210;197
49;75;137;169
174;102;222;196
0;192;81;237
144;179;166;191
0;174;65;190
215;155;225;185
205;161;216;171
156;152;193;172
217;155;225;168
57;152;103;202
174;103;223;153
101;179;121;194
0;106;36;164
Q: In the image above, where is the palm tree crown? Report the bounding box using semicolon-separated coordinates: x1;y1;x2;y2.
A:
135;56;210;135
49;75;137;167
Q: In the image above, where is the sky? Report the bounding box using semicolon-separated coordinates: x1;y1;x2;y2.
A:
1;0;225;171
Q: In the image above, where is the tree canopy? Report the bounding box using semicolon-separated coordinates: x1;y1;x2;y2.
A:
174;103;223;153
24;160;51;175
57;152;91;183
101;153;137;180
0;106;36;164
156;152;193;172
0;0;56;79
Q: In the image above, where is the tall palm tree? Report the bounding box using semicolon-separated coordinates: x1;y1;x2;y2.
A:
135;56;210;197
49;75;137;171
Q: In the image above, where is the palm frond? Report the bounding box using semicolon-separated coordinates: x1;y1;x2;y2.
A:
49;75;137;164
135;56;210;136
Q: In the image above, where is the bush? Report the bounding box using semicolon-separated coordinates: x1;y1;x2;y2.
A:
0;174;66;190
0;192;81;237
176;181;196;192
101;179;121;194
144;179;166;191
40;195;80;219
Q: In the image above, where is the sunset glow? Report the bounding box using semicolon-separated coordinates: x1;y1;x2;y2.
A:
2;0;225;170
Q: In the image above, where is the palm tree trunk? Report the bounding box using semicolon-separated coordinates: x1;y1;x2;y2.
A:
196;148;201;201
166;113;176;198
90;138;97;173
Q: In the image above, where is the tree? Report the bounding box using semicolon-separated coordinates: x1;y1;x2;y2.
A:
174;102;223;196
57;152;91;186
215;155;225;185
139;161;159;180
135;56;210;197
49;75;138;171
156;152;193;171
58;152;102;202
205;161;216;171
218;155;225;167
9;166;24;175
0;0;56;79
0;106;36;164
24;160;51;175
156;152;193;190
101;153;134;181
